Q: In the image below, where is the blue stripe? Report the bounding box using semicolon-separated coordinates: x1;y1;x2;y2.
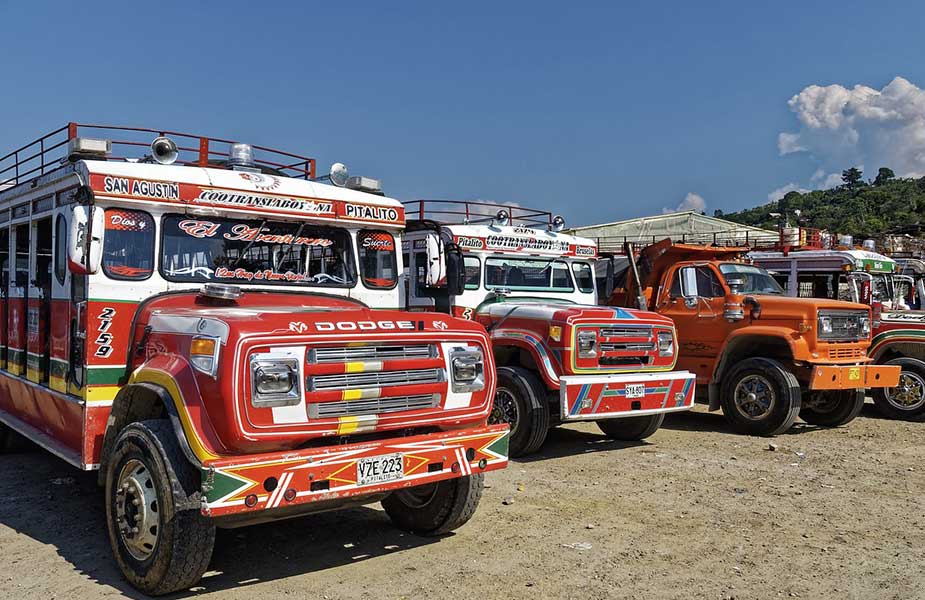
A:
676;378;693;407
571;384;590;415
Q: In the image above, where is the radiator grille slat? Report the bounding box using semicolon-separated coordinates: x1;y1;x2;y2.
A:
309;344;435;363
599;327;653;339
308;368;444;390
309;394;439;418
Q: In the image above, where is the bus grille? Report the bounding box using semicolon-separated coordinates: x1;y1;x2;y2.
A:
308;368;444;391
308;344;436;363
308;394;439;418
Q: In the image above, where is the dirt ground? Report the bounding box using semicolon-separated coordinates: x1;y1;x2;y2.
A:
1;402;923;600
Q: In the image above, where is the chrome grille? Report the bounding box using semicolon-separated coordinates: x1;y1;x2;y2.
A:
599;327;653;339
308;344;436;363
308;394;439;418
308;368;444;390
818;310;867;341
600;342;656;352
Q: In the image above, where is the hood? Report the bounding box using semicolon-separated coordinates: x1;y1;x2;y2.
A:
745;294;870;320
475;297;675;327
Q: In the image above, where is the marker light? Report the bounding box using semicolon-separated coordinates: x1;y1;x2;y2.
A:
190;337;219;376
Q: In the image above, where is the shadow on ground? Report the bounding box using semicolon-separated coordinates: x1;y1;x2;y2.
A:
0;447;440;597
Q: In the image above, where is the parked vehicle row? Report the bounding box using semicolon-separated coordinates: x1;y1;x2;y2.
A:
0;125;912;595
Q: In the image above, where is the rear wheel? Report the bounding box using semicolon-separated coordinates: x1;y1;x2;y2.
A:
872;357;925;421
800;389;865;427
489;367;550;457
105;420;215;595
720;358;801;436
597;413;664;440
382;473;484;535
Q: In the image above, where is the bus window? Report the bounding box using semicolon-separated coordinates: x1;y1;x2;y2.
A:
464;256;481;290
54;215;67;285
103;209;155;280
571;262;594;293
14;223;29;288
0;228;7;370
357;230;397;289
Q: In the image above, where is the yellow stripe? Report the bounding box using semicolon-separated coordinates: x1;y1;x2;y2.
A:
342;389;363;401
337;415;359;434
49;375;68;393
85;385;121;403
129;369;219;462
26;368;40;383
345;362;366;373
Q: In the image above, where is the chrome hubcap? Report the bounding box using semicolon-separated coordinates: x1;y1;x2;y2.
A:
733;375;776;420
885;371;925;411
490;387;520;432
115;459;159;560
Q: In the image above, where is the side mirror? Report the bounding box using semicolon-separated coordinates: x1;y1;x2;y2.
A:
446;245;466;297
68;205;104;275
424;233;445;287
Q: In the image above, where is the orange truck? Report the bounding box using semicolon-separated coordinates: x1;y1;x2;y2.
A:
603;240;900;435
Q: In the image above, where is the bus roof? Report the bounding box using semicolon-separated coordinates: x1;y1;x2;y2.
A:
748;248;896;273
439;222;598;259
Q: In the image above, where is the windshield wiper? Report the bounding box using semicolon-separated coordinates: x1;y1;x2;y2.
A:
230;219;268;270
278;222;306;270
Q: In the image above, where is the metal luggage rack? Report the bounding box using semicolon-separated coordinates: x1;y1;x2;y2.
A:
591;227;831;254
404;199;557;228
0;122;317;189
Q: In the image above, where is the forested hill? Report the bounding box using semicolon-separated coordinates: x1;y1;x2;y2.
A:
720;168;925;237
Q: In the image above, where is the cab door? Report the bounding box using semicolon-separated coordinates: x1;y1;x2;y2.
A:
656;264;727;381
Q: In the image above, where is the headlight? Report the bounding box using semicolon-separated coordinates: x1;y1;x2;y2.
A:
250;354;301;407
860;316;871;336
449;349;484;393
657;331;674;357
577;330;597;358
817;311;867;340
818;315;833;335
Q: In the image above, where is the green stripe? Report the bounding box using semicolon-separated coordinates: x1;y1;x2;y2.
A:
87;366;128;385
487;430;510;459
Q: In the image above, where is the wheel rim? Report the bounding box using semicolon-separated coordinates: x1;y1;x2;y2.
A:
114;459;160;561
885;370;925;411
393;483;439;508
733;375;776;420
489;387;521;433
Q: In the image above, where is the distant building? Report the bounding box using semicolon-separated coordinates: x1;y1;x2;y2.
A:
568;210;778;252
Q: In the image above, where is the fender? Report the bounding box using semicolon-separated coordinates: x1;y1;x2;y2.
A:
869;328;925;362
127;353;225;463
489;329;560;388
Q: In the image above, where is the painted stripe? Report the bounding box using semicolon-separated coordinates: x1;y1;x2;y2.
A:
85;385;121;403
338;415;359;434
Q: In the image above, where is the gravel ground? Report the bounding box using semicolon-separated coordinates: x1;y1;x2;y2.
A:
1;402;923;599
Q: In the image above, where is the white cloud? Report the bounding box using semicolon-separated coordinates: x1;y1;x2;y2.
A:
778;76;925;178
767;183;810;202
664;192;706;214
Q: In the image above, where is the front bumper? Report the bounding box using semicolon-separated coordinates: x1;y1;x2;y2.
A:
200;424;509;518
559;371;696;421
808;364;901;390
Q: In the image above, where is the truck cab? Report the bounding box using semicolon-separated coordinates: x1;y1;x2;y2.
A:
0;124;508;594
401;201;696;457
605;239;900;436
750;247;925;420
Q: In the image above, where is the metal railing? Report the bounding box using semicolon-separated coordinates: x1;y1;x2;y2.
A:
404;199;555;227
0;122;317;189
590;227;833;254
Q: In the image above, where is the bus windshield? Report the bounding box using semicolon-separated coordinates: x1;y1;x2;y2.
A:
161;215;357;287
485;257;574;292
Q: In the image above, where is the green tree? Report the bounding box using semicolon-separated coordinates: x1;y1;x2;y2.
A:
842;167;864;189
874;167;895;186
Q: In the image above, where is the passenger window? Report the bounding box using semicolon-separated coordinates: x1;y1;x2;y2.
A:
103;209;155;280
14;224;29;288
672;266;724;298
464;256;481;290
571;262;594;293
357;230;397;289
54;215;66;285
695;267;725;298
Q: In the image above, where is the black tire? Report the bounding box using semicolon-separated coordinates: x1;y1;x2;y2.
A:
597;413;665;440
720;357;801;436
800;389;865;427
382;473;484;535
105;420;215;595
490;367;550;457
872;357;925;421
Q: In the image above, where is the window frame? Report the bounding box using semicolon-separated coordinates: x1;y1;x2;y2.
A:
570;261;595;294
54;214;67;285
463;255;481;290
356;229;399;291
102;208;156;282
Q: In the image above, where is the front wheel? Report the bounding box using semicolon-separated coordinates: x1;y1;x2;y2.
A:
382;474;484;535
489;367;550;457
105;420;215;595
720;357;801;436
597;413;664;441
800;389;865;427
872;357;925;421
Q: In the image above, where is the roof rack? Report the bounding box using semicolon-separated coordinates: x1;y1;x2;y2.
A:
591;226;832;254
404;199;555;228
0;122;317;189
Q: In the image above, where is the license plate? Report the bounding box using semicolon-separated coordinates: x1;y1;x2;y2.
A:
625;384;646;399
356;453;404;486
848;367;861;381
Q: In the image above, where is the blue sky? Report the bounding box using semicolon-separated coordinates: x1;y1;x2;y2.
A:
3;0;925;226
